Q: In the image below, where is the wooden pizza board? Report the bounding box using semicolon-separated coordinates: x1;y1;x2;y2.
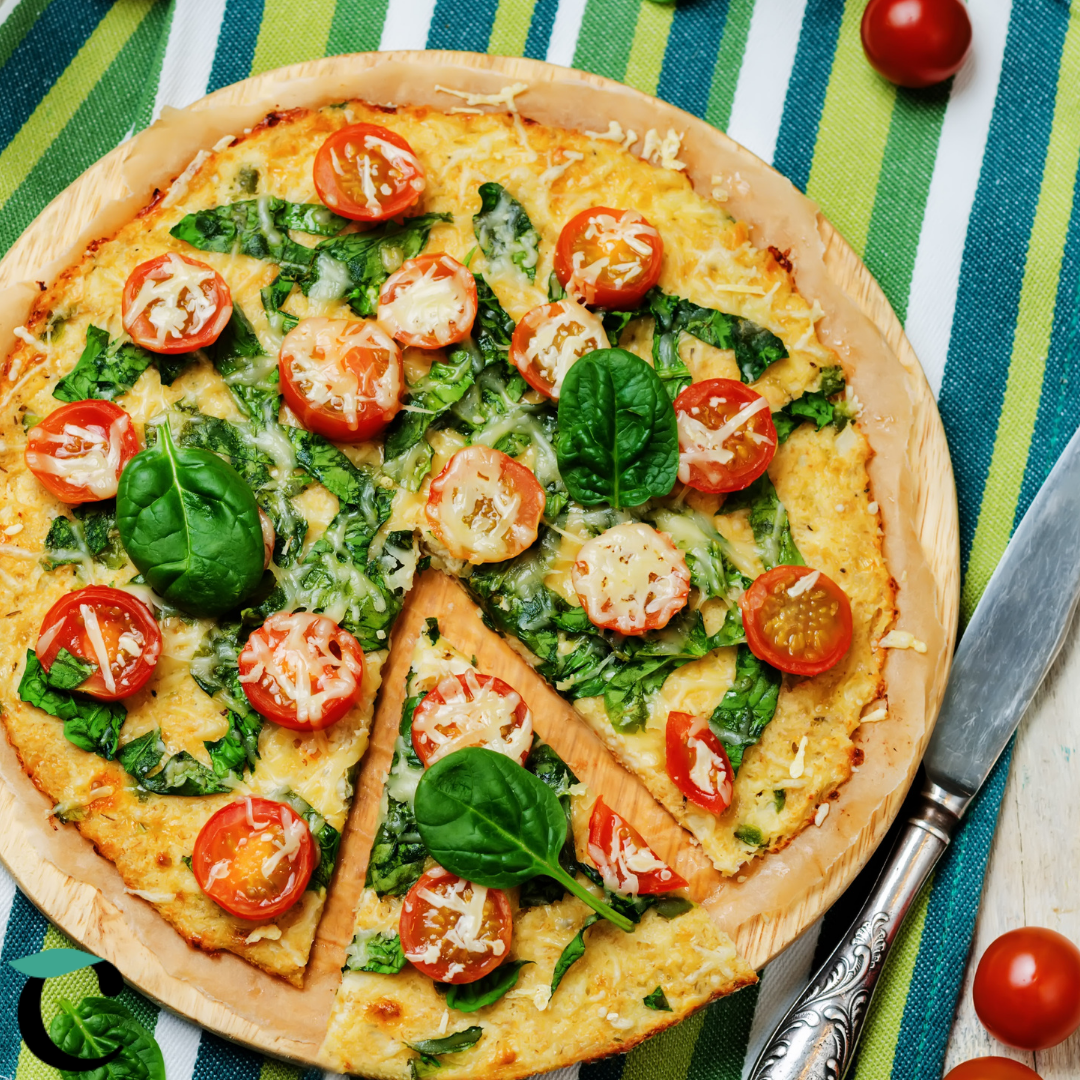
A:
0;52;960;1071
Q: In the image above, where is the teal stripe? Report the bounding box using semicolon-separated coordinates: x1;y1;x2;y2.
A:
0;0;53;70
572;0;641;82
656;0;731;119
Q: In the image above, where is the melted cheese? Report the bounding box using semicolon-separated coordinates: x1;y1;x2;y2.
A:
25;413;129;498
79;603;116;693
124;254;218;348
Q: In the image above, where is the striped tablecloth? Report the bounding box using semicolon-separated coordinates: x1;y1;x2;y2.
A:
2;1;1078;1077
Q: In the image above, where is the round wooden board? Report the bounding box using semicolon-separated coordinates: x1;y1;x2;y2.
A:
0;51;960;1071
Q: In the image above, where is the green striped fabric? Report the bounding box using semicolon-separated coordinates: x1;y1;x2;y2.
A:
1;1;1078;1078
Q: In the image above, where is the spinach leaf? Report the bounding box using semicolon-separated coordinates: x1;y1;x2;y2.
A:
18;650;125;759
116;424;266;615
204;711;262;780
414;747;634;931
281;790;342;891
118;730;233;796
548;271;566;302
734;824;765;846
723;472;804;570
443;959;532;1011
49;995;165;1080
551;915;597;995
209;303;282;418
473;183;540;281
643;986;672;1011
407;1027;483;1059
43;503;126;572
577;864;693;924
472;276;517;366
519;741;581;907
367;795;427;896
344;929;406;974
773;366;849;443
709;643;782;770
46;648;97;691
556;349;678;508
285;426;377;507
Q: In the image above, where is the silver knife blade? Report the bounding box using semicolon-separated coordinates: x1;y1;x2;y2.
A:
925;421;1080;803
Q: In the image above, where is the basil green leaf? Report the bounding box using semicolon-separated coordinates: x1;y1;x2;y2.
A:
444;959;532;1012
723;472;804;570
344;930;406;974
414;747;634;932
472;183;540;281
551;915;597;995
18;650;125;759
643;986;672;1011
556;348;678;508
709;643;782;771
407;1026;484;1057
46;648;97;691
43;503;125;572
116;424;265;616
49;996;165;1080
53;326;192;403
118;730;232;796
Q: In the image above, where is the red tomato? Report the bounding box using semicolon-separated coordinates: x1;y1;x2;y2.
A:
411;671;533;767
861;0;972;89
377;253;477;349
554;207;663;307
192;797;316;921
571;523;690;636
673;379;777;493
313;123;425;222
587;799;688;895
944;1061;1041;1080
122;253;232;353
279;317;403;442
238;612;365;731
665;712;734;815
24;400;140;504
509;300;610;399
425;445;546;564
399;867;513;983
973;927;1080;1051
740;565;853;677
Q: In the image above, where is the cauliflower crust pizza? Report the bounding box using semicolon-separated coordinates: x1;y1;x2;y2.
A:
0;87;902;1064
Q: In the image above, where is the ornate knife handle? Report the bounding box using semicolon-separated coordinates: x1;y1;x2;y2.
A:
747;783;968;1080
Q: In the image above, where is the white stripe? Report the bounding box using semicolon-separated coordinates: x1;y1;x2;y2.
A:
0;864;16;956
904;0;1014;398
153;1009;203;1080
380;0;438;50
725;0;809;164
546;0;589;69
741;918;823;1078
151;0;229;120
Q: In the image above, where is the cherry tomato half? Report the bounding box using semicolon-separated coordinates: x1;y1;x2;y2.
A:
25;400;140;504
377;253;477;350
192;797;316;921
36;586;161;701
279;317;404;442
313;123;425;222
554;207;663;308
740;565;853;677
944;1060;1041;1080
425;445;546;565
587;798;688;895
861;0;972;89
122;253;232;353
673;379;777;493
412;671;533;767
572;523;690;636
238;612;365;731
666;712;734;815
399;867;513;983
973;927;1080;1051
509;300;610;400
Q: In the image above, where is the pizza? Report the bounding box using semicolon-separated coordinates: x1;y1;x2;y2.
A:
0;84;904;1052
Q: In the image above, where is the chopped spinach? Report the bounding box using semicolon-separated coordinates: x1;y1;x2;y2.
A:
406;1026;483;1068
203;710;262;780
117;730;232;796
443;959;532;1011
551;915;597;995
772;366;850;442
548;271;566;302
53;326;192;403
45;648;97;691
734;824;765;847
43;503;125;572
709;644;782;771
343;929;406;974
473;182;540;281
209;303;282;418
643;986;672;1011
281;789;342;891
723;472;804;570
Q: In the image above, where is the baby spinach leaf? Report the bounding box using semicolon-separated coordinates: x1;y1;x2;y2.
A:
414;747;634;932
18;650;125;759
723;473;804;570
117;730;232;796
407;1026;483;1059
344;930;407;974
204;711;262;780
709;644;782;771
43;503;126;572
46;648;97;691
556;348;678;508
551;915;597;995
443;959;532;1012
281;789;342;891
773;366;848;443
53;326;191;403
473;183;540;281
116;424;266;616
643;986;672;1011
49;995;165;1080
209;303;282;418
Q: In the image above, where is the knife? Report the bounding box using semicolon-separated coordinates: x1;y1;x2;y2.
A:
747;421;1080;1080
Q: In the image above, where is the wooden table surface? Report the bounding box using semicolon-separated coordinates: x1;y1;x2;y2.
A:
943;611;1080;1076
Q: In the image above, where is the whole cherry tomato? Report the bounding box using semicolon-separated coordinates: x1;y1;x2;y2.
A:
944;1060;1040;1080
973;927;1080;1050
861;0;973;89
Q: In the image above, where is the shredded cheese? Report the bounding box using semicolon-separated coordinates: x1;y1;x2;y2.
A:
877;630;927;654
80;603;115;693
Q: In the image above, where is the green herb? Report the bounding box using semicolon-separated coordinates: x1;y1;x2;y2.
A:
774;789;787;812
772;366;849;443
577;864;693;923
551;915;597;995
45;648;97;691
118;730;232;796
710;644;782;771
49;996;165;1080
414;747;634;932
472;183;540;281
203;711;262;781
344;930;407;974
43;503;126;572
548;271;566;302
406;1026;484;1068
723;473;804;570
734;824;765;847
472;276;517;365
643;986;672;1011
234;165;259;194
425;617;440;643
443;959;532;1012
22;412;40;431
556;348;678;508
116;424;266;616
54;326;191;403
281;790;342;891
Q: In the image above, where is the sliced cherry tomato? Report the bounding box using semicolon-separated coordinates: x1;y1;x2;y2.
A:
122;253;232;353
861;0;972;88
377;253;477;349
36;586;161;701
238;612;365;731
411;671;533;767
665;712;734;815
399;867;513;983
673;379;777;493
509;300;610;399
192;797;316;921
25;400;139;504
944;1061;1041;1080
740;565;853;677
587;798;688;895
554;207;663;308
425;445;545;564
279;317;403;442
973;927;1080;1051
572;523;690;636
313;123;425;222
